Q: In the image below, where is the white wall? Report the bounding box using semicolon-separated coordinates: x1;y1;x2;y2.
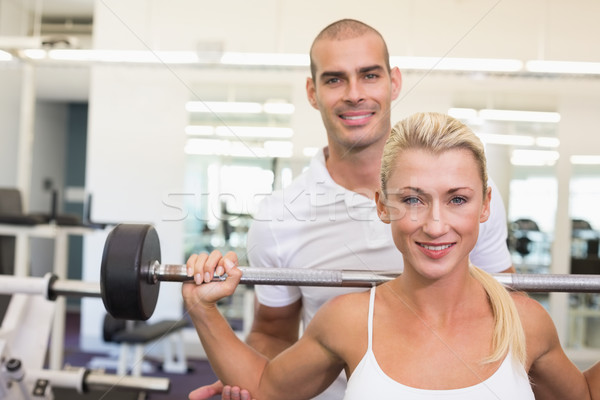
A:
0;65;22;187
80;64;189;350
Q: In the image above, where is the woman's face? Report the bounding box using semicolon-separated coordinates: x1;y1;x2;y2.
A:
376;147;491;280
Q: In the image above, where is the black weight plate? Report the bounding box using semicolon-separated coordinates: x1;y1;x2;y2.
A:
100;224;161;320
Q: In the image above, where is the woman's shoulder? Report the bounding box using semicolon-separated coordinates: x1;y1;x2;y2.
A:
510;291;550;317
510;291;557;355
308;289;371;335
306;290;372;361
319;289;372;317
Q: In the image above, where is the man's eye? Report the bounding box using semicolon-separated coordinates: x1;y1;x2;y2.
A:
365;73;378;80
326;78;340;84
403;197;420;205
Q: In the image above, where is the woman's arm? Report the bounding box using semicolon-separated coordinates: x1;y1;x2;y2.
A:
182;251;345;399
584;362;600;400
183;251;266;393
521;295;591;399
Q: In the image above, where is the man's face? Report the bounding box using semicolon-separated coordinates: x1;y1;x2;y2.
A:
307;33;402;153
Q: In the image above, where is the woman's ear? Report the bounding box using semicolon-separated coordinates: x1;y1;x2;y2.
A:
375;190;391;224
480;186;492;223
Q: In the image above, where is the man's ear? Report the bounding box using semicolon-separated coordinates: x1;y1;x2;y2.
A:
390;66;402;101
306;77;318;110
375;190;391;224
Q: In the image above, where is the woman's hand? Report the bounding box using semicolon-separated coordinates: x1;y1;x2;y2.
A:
181;250;241;310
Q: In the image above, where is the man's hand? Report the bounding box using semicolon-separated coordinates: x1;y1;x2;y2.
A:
222;385;255;400
188;380;254;400
188;380;223;399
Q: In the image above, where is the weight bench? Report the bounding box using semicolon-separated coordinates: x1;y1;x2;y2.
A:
100;314;188;376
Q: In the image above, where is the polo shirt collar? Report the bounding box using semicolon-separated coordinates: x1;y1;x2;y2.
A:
307;147;375;208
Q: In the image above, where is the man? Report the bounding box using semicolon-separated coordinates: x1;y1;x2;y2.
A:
190;18;514;400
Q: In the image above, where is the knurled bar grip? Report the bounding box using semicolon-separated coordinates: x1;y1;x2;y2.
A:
155;264;396;287
153;263;600;292
494;273;600;293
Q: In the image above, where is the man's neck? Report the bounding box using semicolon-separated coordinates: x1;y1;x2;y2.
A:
324;144;383;199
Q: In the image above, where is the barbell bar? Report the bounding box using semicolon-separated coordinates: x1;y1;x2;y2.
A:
3;224;600;321
98;224;600;319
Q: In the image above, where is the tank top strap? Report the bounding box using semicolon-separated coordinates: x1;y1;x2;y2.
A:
367;286;376;351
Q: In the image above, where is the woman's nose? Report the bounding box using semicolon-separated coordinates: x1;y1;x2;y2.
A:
422;204;448;237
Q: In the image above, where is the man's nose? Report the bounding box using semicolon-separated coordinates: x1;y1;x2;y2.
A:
343;79;365;104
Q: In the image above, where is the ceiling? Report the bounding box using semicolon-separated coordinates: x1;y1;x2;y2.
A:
11;1;600;103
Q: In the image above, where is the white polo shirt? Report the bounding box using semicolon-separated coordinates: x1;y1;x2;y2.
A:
247;147;512;399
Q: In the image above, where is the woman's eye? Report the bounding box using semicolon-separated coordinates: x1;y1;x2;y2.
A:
403;197;420;205
451;197;467;205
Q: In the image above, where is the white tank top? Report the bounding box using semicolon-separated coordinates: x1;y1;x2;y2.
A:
344;287;535;399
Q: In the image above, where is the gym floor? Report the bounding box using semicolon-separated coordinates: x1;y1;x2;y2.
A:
61;311;220;400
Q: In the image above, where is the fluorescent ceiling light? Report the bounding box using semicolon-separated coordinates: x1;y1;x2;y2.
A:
10;47;599;77
186;124;293;139
0;50;13;61
479;109;560;123
22;49;46;59
16;48;522;72
476;133;559;148
184;138;292;158
19;48;308;67
263;102;295;114
215;126;293;138
186;101;294;115
526;60;600;75
511;149;559;166
448;108;478;120
220;52;309;67
449;107;559;124
570;155;600;165
16;47;600;77
45;49;199;64
186;101;263;114
477;133;535;146
390;56;523;72
22;49;518;71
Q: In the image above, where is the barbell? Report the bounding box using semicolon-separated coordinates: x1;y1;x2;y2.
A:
3;223;600;321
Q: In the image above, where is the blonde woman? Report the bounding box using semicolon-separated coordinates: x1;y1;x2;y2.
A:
183;112;600;399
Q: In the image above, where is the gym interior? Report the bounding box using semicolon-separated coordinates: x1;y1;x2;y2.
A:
1;0;600;398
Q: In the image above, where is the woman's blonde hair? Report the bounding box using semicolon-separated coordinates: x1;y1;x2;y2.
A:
381;112;526;366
